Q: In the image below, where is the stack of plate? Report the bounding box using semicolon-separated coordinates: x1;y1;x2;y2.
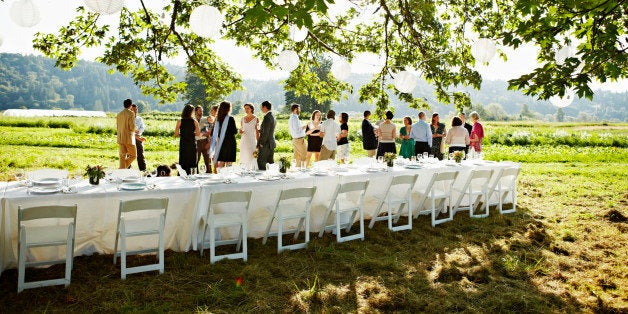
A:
30;177;62;194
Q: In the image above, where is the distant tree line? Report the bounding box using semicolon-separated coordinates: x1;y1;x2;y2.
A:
0;53;626;121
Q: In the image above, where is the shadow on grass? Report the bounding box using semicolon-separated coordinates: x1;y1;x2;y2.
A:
0;205;590;312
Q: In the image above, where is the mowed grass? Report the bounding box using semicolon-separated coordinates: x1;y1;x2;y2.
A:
0;115;627;312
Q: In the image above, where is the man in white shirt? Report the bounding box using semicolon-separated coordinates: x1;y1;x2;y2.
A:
194;105;211;173
409;111;432;156
131;103;146;171
318;110;341;161
288;104;307;165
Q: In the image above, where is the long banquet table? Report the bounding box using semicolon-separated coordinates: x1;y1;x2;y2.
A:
1;160;520;273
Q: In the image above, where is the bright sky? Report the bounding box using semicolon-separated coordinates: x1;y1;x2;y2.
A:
1;0;626;92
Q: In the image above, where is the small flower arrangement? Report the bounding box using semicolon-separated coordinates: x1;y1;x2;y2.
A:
453;150;465;163
85;165;106;179
279;156;291;173
384;152;396;167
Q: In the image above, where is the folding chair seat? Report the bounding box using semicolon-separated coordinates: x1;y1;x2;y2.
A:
318;180;369;242
262;187;316;253
26;169;68;181
369;174;418;231
452;169;494;218
113;197;169;279
490;167;520;214
17;204;77;293
200;190;251;263
413;171;459;226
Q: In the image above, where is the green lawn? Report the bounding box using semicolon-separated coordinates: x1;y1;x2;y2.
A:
0;116;626;312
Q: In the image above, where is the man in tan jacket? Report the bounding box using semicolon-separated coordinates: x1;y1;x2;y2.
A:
117;99;137;169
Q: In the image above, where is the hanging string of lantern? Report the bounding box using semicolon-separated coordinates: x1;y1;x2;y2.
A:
84;0;125;15
331;59;351;80
393;70;418;93
189;5;225;39
471;38;497;64
10;0;41;28
549;89;575;108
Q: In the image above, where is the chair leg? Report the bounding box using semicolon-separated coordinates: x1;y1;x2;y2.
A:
158;215;165;274
318;208;332;238
200;224;208;256
305;208;310;244
120;232;127;280
65;229;73;286
277;209;283;253
294;217;304;241
17;229;26;293
236;225;243;252
209;220;216;264
346;210;358;233
358;206;365;241
368;201;384;229
335;210;342;242
242;219;248;262
113;230;119;265
262;216;274;245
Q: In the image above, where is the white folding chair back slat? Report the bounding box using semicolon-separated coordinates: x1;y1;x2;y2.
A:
263;187;316;253
17;204;77;293
113;197;169;279
413;171;459;226
319;180;369;242
369;174;418;231
200;190;252;263
453;169;494;218
492;167;520;214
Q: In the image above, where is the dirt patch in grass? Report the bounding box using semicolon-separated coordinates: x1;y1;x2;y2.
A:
604;209;627;223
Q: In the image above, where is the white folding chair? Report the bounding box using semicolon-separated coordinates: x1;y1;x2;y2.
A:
318;180;370;242
113;197;169;279
26;169;68;181
200;190;251;263
369;174;418;231
17;204;77;293
413;171;459;227
452;169;494;218
489;167;520;214
262;187;317;253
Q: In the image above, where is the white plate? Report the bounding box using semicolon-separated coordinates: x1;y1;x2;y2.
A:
32;178;61;186
333;168;349;172
194;173;214;179
258;176;280;181
366;168;381;172
30;186;62;194
122;176;141;183
404;165;422;169
120;182;147;191
311;171;328;176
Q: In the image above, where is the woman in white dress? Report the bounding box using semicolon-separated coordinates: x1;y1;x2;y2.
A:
239;103;259;169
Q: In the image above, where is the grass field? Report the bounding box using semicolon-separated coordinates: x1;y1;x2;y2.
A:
0;114;626;312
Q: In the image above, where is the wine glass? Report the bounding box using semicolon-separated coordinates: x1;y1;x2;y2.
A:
423;152;429;160
449;153;454;161
377;156;384;164
199;164;206;174
14;169;24;182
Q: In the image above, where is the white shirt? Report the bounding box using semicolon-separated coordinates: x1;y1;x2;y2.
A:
288;113;306;138
320;118;341;150
410;119;432;147
445;126;470;147
134;116;145;136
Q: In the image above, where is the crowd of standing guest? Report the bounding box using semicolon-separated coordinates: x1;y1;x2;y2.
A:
115;97;486;175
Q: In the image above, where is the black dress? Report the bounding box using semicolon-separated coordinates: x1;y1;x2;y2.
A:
179;118;197;174
306;123;322;152
217;116;238;162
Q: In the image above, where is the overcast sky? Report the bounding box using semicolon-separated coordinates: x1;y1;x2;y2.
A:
1;0;626;92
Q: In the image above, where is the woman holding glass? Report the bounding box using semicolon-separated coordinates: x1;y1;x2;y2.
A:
174;104;201;175
305;110;323;166
430;112;446;160
398;116;414;159
469;111;484;153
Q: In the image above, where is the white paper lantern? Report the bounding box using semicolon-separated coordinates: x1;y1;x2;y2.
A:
555;45;574;65
331;59;351;80
393;70;418;93
84;0;125;15
189;5;224;39
289;24;308;42
277;50;300;71
616;34;628;51
10;0;41;28
471;38;497;64
549;89;575;108
273;0;286;5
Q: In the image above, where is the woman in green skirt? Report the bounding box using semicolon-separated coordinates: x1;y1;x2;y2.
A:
399;116;415;159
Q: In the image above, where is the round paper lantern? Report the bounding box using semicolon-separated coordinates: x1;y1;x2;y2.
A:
331;59;351;80
84;0;125;15
555;45;573;65
616;34;628;51
189;5;224;39
10;0;41;28
471;38;497;64
288;24;308;42
393;71;418;93
549;89;575;108
277;50;300;71
273;0;286;5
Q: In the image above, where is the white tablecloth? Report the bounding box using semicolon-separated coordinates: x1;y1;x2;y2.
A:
1;160;519;273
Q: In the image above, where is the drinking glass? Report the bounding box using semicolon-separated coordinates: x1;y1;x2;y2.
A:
199;164;206;174
423;152;429;159
291;159;297;170
449;153;454;160
300;161;307;172
377;156;384;164
410;156;416;163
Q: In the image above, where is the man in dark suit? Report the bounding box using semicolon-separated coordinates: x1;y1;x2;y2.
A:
361;110;378;157
257;101;276;170
459;112;473;154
